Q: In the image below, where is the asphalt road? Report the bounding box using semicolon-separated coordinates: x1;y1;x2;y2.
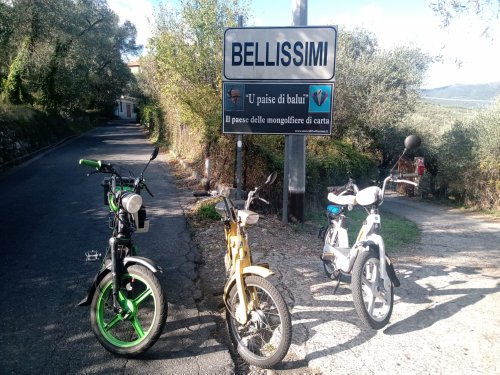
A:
0;122;233;374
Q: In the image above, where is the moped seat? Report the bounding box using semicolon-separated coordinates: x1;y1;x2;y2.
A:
327;193;356;206
356;186;382;206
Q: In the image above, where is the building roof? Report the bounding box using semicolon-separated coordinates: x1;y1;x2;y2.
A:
127;60;140;68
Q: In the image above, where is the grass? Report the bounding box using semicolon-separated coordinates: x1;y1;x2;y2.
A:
191;198;222;222
192;197;421;253
306;205;420;253
196;201;221;221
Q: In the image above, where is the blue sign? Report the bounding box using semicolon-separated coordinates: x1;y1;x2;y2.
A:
223;82;333;135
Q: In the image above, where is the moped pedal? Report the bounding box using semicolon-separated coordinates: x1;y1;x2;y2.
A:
85;250;102;262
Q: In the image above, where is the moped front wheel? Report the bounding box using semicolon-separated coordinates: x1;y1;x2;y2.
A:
226;275;292;369
90;265;167;356
351;249;393;329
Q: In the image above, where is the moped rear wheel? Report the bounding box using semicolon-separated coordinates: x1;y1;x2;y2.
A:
351;249;393;329
90;265;167;356
226;275;292;369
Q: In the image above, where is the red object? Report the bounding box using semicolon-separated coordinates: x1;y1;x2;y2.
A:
417;159;425;176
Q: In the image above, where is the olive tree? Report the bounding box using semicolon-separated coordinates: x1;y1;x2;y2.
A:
332;29;431;165
0;0;140;114
143;0;247;157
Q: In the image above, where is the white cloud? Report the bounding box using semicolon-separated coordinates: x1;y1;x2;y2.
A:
315;3;500;88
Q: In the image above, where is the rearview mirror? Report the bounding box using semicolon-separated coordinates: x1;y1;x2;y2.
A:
266;171;278;185
404;135;421;150
150;147;159;161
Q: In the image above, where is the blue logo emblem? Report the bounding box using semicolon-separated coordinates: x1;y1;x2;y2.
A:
309;85;332;113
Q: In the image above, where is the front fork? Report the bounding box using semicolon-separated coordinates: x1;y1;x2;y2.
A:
109;236;124;313
234;259;249;324
224;261;274;325
365;234;392;293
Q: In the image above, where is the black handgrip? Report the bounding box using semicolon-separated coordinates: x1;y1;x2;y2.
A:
193;191;210;197
399;172;418;178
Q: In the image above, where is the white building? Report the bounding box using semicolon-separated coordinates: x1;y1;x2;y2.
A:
114;95;137;121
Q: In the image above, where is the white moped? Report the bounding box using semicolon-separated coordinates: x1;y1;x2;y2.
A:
321;135;422;329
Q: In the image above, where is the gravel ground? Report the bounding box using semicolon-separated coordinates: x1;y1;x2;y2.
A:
171;159;500;375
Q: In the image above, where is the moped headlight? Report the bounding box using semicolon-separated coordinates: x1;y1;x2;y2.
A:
121;192;143;214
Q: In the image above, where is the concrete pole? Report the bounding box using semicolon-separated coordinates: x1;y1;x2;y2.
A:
287;0;307;222
282;137;289;222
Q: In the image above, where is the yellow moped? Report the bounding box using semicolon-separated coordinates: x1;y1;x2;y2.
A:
196;172;291;369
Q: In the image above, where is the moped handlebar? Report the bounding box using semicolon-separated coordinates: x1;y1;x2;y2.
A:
79;159;115;174
79;159;101;169
193;191;212;197
327;178;359;194
394;172;419;179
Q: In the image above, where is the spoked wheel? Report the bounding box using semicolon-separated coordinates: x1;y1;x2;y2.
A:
226;275;292;369
322;225;338;279
90;265;167;356
351;249;393;329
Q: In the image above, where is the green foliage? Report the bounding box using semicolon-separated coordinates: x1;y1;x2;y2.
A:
140;101;165;143
307;205;420;252
471;98;500;208
2;39;30;104
404;98;499;209
194;200;221;221
0;0;140;115
0;102;95;165
306;138;376;208
142;0;247;157
334;29;432;154
435;121;479;203
378;209;421;250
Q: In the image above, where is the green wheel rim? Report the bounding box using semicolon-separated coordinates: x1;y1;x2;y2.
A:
96;273;158;348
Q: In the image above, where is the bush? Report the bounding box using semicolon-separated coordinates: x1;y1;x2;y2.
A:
194;200;221;221
0;103;95;166
306;138;377;209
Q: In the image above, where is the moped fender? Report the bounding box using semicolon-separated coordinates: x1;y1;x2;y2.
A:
123;256;162;273
222;265;275;307
385;256;400;287
77;268;111;307
242;265;274;278
77;256;162;307
362;240;400;287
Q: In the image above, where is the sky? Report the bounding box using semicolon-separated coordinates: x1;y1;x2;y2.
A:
108;0;500;89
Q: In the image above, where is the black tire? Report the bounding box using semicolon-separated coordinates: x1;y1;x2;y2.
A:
226;275;292;369
90;265;167;356
322;225;338;279
351;249;393;329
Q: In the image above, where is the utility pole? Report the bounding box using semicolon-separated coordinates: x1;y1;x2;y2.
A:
283;0;307;223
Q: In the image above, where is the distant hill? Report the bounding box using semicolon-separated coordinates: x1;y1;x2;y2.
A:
421;82;500;108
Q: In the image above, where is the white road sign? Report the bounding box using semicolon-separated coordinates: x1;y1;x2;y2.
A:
224;26;337;81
